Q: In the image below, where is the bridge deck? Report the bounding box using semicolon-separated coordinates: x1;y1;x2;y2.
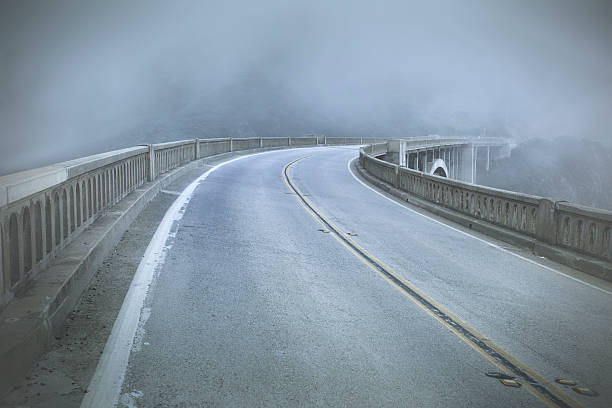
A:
4;147;610;407
89;147;611;407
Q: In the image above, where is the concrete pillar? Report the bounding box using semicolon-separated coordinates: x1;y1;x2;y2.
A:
486;146;490;171
422;150;425;171
445;149;449;177
415;151;419;172
195;139;200;160
230;138;233;152
455;147;459;179
458;145;474;183
147;144;155;182
473;145;477;183
536;199;558;245
393;165;400;188
259;138;263;148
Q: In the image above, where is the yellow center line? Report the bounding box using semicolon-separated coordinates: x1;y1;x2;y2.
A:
283;154;584;408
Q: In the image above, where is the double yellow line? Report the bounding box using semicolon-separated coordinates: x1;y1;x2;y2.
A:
283;155;584;408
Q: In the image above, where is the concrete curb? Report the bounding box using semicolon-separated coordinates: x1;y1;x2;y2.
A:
353;160;612;282
0;145;315;397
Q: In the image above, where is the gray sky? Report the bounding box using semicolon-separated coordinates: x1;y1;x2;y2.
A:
1;0;611;174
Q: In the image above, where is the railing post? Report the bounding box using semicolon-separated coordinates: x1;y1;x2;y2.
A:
393;165;400;189
194;139;200;160
536;199;560;245
230;138;233;152
288;137;292;147
259;138;263;148
147;144;156;181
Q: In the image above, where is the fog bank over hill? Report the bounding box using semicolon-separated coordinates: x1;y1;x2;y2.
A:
1;0;611;176
479;137;612;211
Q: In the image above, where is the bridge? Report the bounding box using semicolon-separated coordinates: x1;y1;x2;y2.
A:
0;137;610;407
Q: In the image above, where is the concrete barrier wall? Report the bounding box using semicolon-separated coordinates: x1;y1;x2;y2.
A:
261;138;289;148
363;153;397;186
397;165;539;237
360;143;388;160
324;137;365;145
359;143;612;269
232;138;261;151
0;136;381;309
290;137;318;146
153;140;197;177
198;138;231;158
0;147;149;305
324;137;348;145
555;202;612;262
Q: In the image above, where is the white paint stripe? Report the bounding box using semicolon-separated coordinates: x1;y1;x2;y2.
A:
81;150;288;408
346;158;612;296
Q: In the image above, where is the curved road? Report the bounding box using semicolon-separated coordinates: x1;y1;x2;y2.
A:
86;147;612;407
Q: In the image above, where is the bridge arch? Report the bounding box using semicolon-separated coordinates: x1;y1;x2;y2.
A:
430;158;449;178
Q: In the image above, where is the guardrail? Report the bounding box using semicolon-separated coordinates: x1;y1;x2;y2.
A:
554;203;612;263
0;136;375;309
0;147;150;304
359;142;612;272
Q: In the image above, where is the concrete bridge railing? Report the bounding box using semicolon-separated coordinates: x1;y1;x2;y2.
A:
0;146;150;306
553;203;612;263
0;136;377;309
359;141;612;278
3;135;609;310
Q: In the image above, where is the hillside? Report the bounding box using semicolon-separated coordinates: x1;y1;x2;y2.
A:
478;137;612;211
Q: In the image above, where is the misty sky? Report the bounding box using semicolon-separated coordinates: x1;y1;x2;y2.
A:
1;0;611;175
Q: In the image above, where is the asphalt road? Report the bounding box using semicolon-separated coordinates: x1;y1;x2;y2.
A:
93;147;611;407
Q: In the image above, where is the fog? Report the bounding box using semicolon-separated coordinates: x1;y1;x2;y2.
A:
1;0;611;175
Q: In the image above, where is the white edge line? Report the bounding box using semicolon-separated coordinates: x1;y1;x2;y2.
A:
80;150;284;408
346;157;612;296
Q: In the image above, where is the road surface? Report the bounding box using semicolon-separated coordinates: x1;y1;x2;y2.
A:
84;147;612;408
